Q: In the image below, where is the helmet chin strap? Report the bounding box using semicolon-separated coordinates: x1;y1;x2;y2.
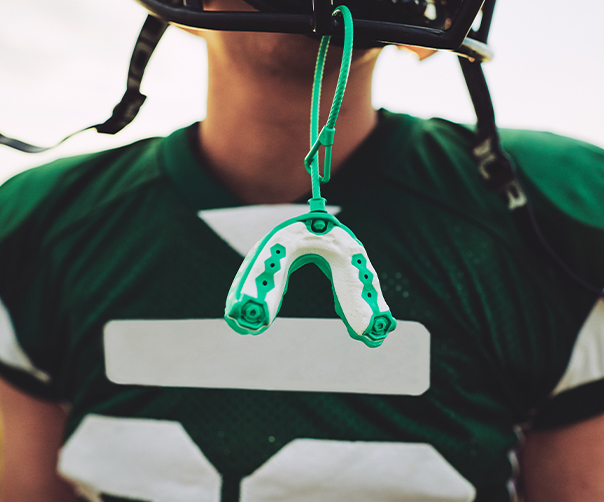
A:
460;43;604;298
0;15;168;154
242;0;310;15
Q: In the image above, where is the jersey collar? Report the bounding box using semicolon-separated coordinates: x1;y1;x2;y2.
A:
161;110;411;212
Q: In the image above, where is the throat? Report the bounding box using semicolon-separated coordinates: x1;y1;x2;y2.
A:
197;105;379;205
198;117;315;204
197;45;380;205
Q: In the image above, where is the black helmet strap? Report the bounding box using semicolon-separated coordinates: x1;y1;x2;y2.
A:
0;15;168;153
459;56;527;212
460;56;604;297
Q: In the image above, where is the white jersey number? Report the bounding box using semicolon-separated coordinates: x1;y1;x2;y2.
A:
58;415;476;502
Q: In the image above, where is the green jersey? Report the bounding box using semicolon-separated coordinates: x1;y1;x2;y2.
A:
0;110;603;502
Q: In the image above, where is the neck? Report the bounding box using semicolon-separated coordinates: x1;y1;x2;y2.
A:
198;34;381;204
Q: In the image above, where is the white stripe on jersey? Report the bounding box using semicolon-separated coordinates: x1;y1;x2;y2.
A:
553;297;604;395
59;416;475;502
198;204;341;257
58;414;220;502
0;296;50;383
241;439;475;502
104;318;430;396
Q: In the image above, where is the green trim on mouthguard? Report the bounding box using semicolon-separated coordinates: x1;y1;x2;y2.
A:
224;211;396;347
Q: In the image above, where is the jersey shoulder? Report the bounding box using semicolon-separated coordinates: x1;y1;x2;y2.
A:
499;128;604;288
499;127;604;224
0;136;165;242
381;109;604;218
381;111;604;288
0;133;172;398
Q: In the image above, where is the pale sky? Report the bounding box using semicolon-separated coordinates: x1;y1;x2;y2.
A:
1;0;603;184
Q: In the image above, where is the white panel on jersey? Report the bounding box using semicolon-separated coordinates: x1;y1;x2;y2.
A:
553;298;604;395
240;439;476;502
198;204;341;257
58;414;221;502
0;297;50;383
104;318;430;395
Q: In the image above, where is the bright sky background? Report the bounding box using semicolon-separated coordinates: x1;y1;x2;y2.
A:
1;0;603;184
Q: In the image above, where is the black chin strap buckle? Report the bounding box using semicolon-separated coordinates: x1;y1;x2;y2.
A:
459;56;528;211
473;135;527;211
312;0;336;35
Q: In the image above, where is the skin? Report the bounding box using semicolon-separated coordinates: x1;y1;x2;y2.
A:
193;0;434;204
1;1;603;500
519;414;604;502
0;378;78;502
196;0;382;204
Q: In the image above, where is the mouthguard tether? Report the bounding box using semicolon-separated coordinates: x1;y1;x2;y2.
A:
224;6;397;346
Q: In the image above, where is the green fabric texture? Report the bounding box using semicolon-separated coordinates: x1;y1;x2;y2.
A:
0;110;603;502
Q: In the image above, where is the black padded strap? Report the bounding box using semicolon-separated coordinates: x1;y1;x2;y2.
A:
96;15;168;134
0;15;168;154
460;55;603;297
459;56;527;211
0;134;57;154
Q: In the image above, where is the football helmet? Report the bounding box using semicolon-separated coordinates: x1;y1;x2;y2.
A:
0;0;494;153
134;0;493;58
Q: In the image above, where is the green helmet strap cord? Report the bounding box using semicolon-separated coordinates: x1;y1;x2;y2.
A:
224;6;397;348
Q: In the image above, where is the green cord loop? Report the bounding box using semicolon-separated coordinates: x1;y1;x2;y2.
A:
304;5;354;203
